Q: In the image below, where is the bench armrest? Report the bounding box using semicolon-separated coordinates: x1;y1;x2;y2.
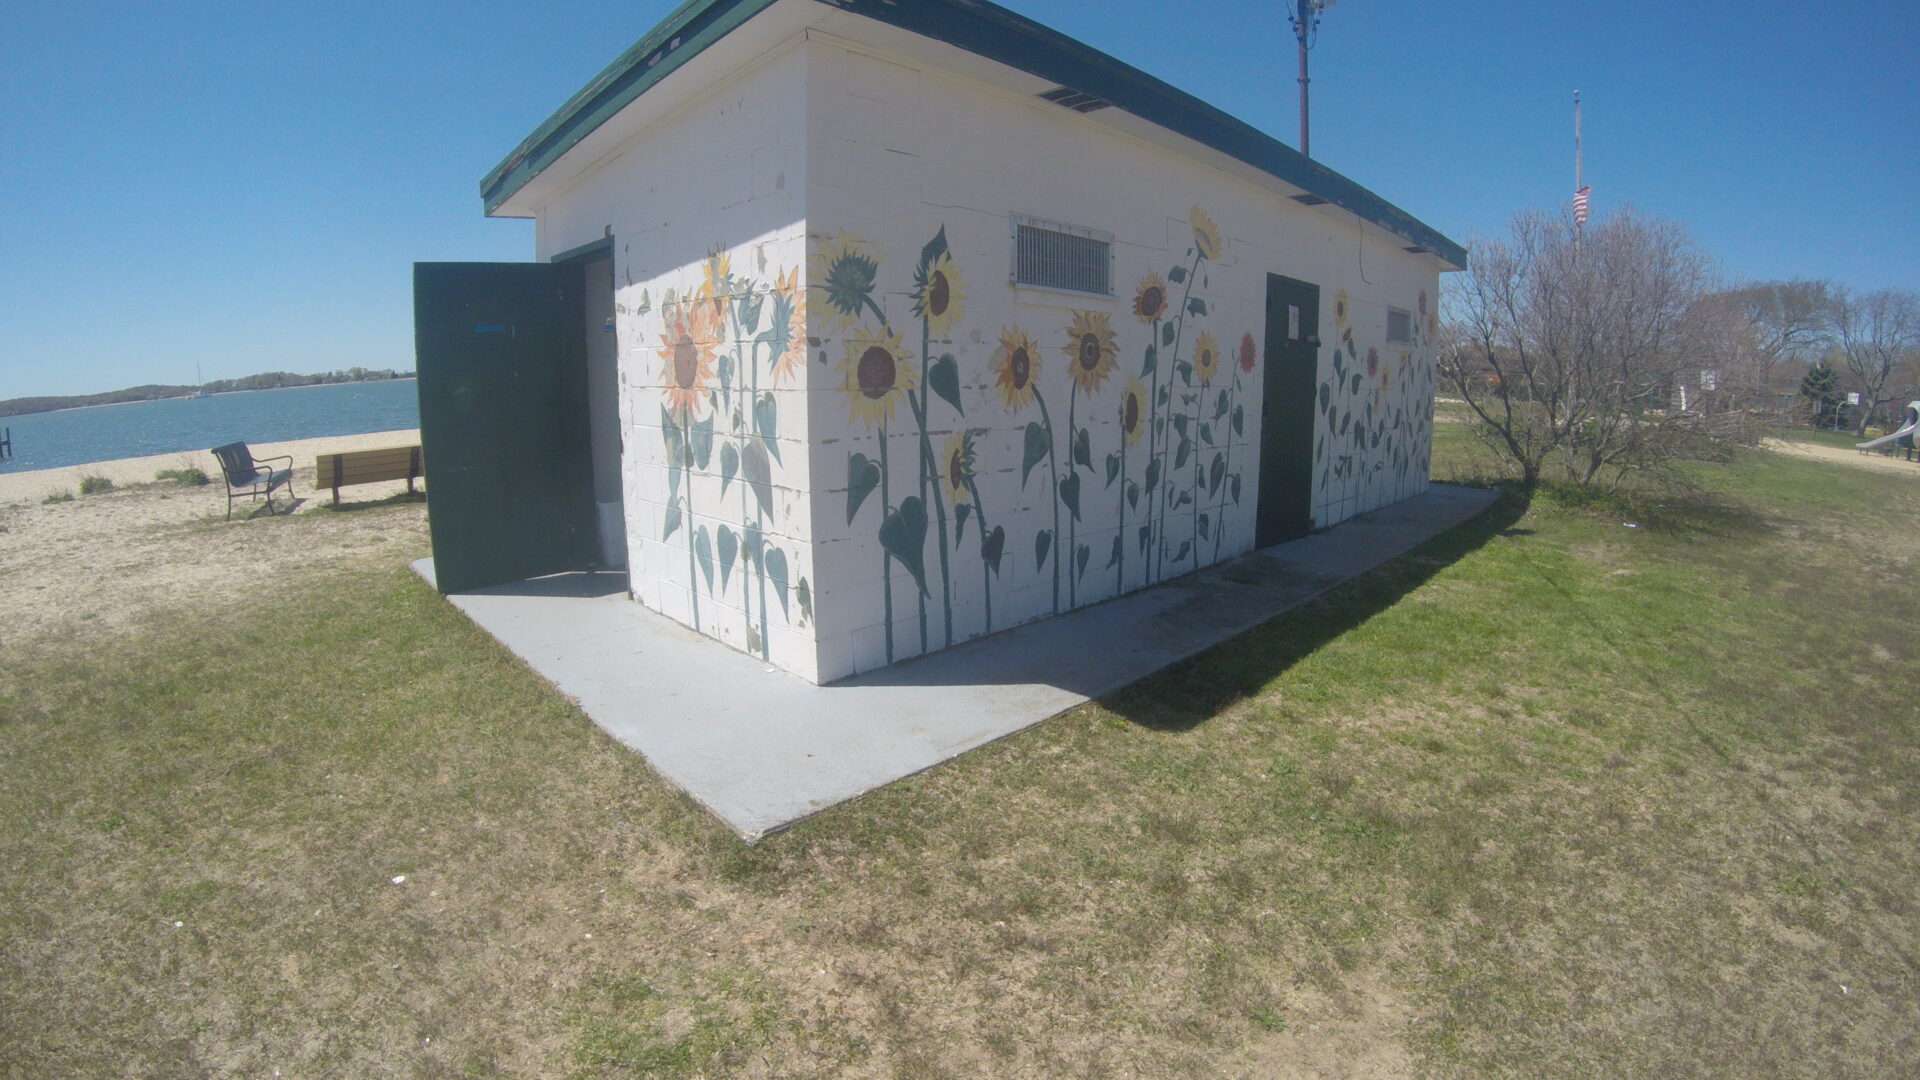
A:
253;454;294;472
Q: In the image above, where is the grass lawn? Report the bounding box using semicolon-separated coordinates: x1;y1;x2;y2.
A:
4;428;1917;1077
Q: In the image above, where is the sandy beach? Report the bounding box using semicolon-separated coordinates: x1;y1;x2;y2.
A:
0;429;428;646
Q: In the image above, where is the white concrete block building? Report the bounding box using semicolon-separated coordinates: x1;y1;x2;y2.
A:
415;0;1465;685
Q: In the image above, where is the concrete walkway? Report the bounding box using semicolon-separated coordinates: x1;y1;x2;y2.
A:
414;483;1499;839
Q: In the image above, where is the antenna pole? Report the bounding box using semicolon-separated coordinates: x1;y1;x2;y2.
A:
1293;2;1313;157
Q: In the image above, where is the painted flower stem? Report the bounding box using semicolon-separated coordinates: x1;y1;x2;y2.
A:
751;338;771;658
682;412;701;633
1033;388;1061;614
1066;386;1079;609
916;318;954;649
1116;405;1128;594
1143;316;1162;584
1214;371;1236;564
737;338;755;650
963;474;992;633
877;415;894;664
1158;252;1204;580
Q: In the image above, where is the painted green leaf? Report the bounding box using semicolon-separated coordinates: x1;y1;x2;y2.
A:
662;504;682;541
1339;411;1351;436
929;353;963;415
737;290;766;336
1318;382;1331;413
1210;453;1227;496
1187;297;1207;317
1176;489;1194;508
1230;473;1242;504
691;415;715;470
667;460;682;498
717;351;734;395
1174;437;1192;471
1157;384;1171;407
1138;523;1151;555
1200;422;1214;446
754;392;780;463
743;523;763;572
1351;372;1363;394
1105;534;1122;570
1072;427;1091;471
1173;540;1191;563
635;288;651;315
797;577;813;626
1175;360;1193;384
720;443;739;496
920;224;949;271
1021;422;1049;487
1315;434;1324;461
717;525;738;589
847;453;881;523
1074;543;1091;581
661;408;684;467
692;526;714;590
1214;390;1230;420
1105;452;1121;488
1127;480;1140;510
1144;458;1161;496
954;501;972;542
1198;513;1211;540
1035;528;1053;571
1141;343;1157;376
983;526;1006;575
880;497;930;597
1231;404;1245;437
1059;470;1081;521
742;440;774;519
1171;414;1190;439
1167;264;1188;284
766;547;791;617
1162;321;1177;347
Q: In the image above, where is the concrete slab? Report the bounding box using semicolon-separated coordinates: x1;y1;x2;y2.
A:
414;483;1499;839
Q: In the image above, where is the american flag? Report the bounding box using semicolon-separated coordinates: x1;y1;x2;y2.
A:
1573;185;1591;226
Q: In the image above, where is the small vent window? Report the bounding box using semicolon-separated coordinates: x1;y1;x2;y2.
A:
1012;214;1112;296
1386;307;1413;344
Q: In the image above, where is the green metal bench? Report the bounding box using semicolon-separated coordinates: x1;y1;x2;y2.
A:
211;441;295;519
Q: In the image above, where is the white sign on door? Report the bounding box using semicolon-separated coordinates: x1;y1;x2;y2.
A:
1288;305;1300;341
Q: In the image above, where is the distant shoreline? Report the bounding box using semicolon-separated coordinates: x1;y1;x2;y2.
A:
38;377;418;416
0;374;417;421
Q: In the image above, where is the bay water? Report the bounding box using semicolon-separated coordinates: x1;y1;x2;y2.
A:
0;380;420;474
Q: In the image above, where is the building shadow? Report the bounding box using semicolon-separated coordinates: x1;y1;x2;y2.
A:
1101;489;1526;732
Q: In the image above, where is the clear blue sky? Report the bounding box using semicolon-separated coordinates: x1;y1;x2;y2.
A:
3;0;1915;398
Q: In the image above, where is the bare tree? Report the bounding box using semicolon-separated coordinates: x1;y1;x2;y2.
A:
1691;280;1835;418
1440;207;1710;488
1831;287;1920;436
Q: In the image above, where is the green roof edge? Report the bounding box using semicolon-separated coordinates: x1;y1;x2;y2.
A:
480;0;1467;269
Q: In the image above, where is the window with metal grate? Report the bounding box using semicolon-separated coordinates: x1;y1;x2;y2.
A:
1387;307;1413;344
1011;214;1112;296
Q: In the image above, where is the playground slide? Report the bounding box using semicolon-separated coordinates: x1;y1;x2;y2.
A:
1856;401;1920;451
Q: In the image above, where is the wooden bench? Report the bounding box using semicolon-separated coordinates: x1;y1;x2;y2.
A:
315;444;423;505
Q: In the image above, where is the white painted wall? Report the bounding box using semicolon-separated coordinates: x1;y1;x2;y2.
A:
801;38;1439;682
524;32;1440;686
532;42;821;681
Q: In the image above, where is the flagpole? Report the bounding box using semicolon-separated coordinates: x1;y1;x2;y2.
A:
1574;90;1583;237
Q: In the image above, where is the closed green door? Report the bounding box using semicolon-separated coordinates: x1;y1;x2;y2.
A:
1256;274;1319;548
414;262;597;593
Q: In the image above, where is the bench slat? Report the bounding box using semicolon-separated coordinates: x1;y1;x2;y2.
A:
314;445;423;502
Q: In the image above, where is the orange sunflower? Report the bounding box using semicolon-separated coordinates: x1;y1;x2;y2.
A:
993;326;1041;412
657;300;721;418
1237;331;1258;373
1132;272;1168;324
1120;375;1147;447
1063;310;1119;396
1192;331;1222;385
1190;206;1223;261
768;265;806;386
839;325;916;429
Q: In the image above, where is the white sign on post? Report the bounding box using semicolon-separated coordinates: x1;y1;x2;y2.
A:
1847;392;1861;406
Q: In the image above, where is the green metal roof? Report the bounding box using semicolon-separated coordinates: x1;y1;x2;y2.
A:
480;0;1467;269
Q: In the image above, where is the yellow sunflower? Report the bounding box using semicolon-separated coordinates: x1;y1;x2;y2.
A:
1332;288;1351;331
839;324;916;429
1063;310;1119;396
993;326;1041;412
657;301;721;418
697;250;733;321
1120;375;1147;447
912;250;967;338
940;429;975;508
1190;206;1223;261
1192;331;1222;385
1131;272;1168;324
811;230;881;331
768;265;806;386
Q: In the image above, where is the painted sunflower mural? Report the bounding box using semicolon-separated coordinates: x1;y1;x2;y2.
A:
840;326;917;429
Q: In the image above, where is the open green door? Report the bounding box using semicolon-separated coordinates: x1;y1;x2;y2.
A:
414;262;597;593
1256;273;1320;548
